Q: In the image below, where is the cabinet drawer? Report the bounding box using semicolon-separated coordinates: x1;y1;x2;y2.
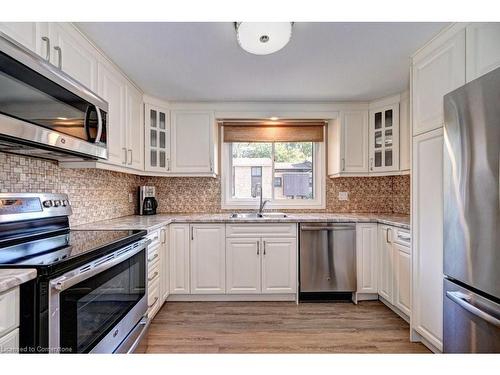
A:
147;278;161;318
147;229;161;248
148;258;160;284
226;224;296;238
0;328;19;353
147;244;160;265
393;228;411;249
0;287;20;338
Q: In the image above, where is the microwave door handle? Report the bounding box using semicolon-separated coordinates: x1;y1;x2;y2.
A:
94;105;103;143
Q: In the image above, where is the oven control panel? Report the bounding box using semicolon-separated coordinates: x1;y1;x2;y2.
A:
0;193;72;222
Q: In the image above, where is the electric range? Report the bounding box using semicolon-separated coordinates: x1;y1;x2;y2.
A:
0;193;150;353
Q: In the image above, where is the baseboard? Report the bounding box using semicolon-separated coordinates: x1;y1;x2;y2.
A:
354;293;379;303
166;294;297;302
410;328;442;353
378;296;410;323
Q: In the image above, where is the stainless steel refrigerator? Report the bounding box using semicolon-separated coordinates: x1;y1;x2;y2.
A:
443;66;500;353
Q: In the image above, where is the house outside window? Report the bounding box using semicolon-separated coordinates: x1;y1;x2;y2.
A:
223;138;325;209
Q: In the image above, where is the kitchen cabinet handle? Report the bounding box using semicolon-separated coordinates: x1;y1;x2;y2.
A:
148;253;159;263
397;233;411;242
191;226;194;241
41;36;50;61
370;158;374;171
263;241;266;255
160;229;166;244
148;297;159;309
167;159;171;171
128;149;133;165
53;46;62;69
386;228;392;243
257;241;260;255
148;272;159;282
122;147;127;164
342;158;345;171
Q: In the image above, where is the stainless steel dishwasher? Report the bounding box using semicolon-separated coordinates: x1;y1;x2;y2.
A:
299;223;356;299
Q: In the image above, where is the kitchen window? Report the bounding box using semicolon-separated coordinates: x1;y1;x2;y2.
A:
221;121;325;209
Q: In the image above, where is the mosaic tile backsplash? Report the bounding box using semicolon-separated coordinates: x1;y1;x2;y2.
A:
0;152;140;226
1;152;410;226
141;174;410;215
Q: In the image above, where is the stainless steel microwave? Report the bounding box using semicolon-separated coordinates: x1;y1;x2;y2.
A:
0;31;108;160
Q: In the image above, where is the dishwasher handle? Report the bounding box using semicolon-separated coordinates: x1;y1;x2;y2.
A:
300;225;355;231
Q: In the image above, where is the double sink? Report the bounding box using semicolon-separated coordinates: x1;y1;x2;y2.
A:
229;212;288;219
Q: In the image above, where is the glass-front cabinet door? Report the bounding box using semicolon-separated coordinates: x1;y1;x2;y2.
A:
145;104;170;172
369;104;400;173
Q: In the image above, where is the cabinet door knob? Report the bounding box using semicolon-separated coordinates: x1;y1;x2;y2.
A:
128;149;133;165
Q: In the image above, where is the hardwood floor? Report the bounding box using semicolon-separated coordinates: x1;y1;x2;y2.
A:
141;301;430;353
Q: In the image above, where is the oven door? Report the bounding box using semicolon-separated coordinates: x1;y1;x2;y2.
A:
48;240;148;353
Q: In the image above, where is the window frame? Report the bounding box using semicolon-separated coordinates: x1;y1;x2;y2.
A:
221;140;326;210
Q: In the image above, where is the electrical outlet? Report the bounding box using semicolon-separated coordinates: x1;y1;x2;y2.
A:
338;192;349;201
128;193;134;203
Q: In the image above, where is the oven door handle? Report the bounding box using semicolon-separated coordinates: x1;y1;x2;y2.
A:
51;238;150;292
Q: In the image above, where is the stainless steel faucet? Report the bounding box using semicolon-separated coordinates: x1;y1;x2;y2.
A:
252;183;270;215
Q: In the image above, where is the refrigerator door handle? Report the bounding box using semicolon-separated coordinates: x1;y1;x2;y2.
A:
446;291;500;328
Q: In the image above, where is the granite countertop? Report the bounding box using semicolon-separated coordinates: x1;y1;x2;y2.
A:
0;269;37;294
74;212;410;231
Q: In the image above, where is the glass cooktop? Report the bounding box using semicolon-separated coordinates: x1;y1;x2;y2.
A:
0;229;145;267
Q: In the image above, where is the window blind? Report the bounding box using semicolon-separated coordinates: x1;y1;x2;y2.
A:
222;121;325;142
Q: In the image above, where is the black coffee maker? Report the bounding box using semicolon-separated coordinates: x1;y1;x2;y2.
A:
138;186;158;215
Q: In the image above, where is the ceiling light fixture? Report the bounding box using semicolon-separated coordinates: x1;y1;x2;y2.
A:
269;117;279;121
235;22;293;55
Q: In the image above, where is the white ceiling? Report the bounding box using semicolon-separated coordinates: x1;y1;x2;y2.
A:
76;22;448;102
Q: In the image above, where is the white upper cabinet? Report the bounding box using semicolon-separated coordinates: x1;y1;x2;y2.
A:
412;29;466;136
98;61;127;166
369;103;399;173
0;22;46;57
125;83;144;171
190;224;226;294
466;23;500;82
261;237;297;294
226;238;261;294
399;90;411;172
144;104;170;173
355;223;378;295
328;110;369;176
48;23;98;91
170;110;216;174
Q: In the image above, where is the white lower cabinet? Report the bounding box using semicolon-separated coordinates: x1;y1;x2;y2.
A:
169;224;190;294
159;227;169;302
355;223;378;295
0;286;20;353
394;242;411;316
226;238;261;294
376;225;412;320
411;128;444;351
226;236;297;295
190;224;226;294
378;225;394;302
261;237;297;294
